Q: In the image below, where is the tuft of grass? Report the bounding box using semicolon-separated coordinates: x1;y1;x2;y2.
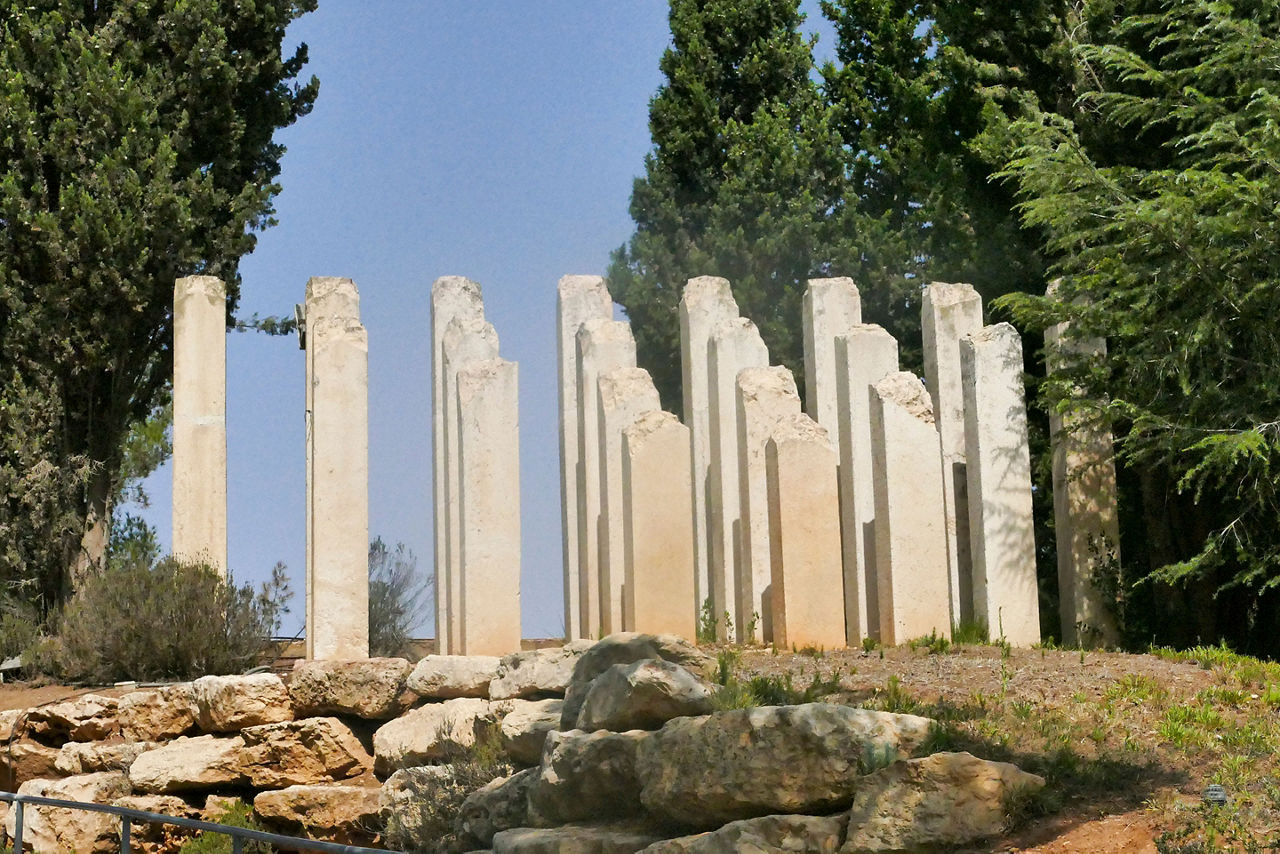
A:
907;630;951;655
952;619;990;645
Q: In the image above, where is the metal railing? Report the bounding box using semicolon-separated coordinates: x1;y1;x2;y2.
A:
0;791;398;853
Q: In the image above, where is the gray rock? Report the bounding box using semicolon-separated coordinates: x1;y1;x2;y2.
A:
192;673;292;732
840;752;1045;852
117;685;198;741
576;660;714;731
641;814;847;853
409;654;501;699
493;821;667;854
288;657;415;719
490;641;594;700
55;740;153;775
456;767;537;847
561;634;710;729
526;729;649;825
128;735;249;793
636;703;933;828
372;698;496;774
496;698;563;766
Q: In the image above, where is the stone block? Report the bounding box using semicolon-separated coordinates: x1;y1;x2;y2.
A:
239;716;372;788
289;657;415;719
766;413;846;650
407;654;500;699
117;684;198;741
371;697;495;775
802;276;861;433
834;325;899;643
253;784;382;846
128;735;249;793
870;372;952;644
489;640;594;700
961;323;1041;646
4;772;131;854
192;672;292;733
526;729;649;826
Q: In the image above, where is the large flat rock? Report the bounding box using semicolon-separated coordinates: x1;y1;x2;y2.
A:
192;673;292;732
642;814;847;853
3;772;131;853
289;657;415;719
526;729;649;826
240;716;372;788
128;734;248;793
372;697;495;774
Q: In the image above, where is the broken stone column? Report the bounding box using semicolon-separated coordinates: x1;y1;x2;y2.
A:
833;324;899;644
456;358;522;656
597;367;661;635
680;276;740;618
707;317;770;640
431;276;485;652
557;275;614;641
442;317;500;654
922;281;984;626
871;372;951;645
304;276;369;660
172;275;228;576
576;319;637;638
735;366;802;643
802;277;862;433
766;413;847;650
961;323;1041;647
1046;316;1121;648
622;410;696;638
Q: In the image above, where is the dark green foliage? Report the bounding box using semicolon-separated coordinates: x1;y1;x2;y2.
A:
49;556;291;683
0;0;317;610
179;800;271;854
368;537;430;659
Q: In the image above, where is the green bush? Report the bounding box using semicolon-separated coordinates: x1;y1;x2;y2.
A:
49;555;291;683
179;800;270;853
368;537;428;658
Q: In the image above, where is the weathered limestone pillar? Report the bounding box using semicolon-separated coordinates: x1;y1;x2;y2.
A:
576;319;637;638
431;276;485;652
922;281;984;626
304;276;369;660
597;367;661;635
622;410;696;638
735;366;802;643
833;324;899;643
442;317;500;654
557;275;613;641
680;276;740;618
766;413;846;650
870;372;951;645
456;358;522;656
707;317;769;640
802;277;861;433
1046;316;1121;648
172;275;228;576
961;323;1041;646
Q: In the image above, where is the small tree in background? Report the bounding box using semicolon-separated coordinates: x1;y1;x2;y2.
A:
369;538;430;659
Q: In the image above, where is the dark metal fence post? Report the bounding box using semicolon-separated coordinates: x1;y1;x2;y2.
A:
12;798;23;851
121;814;131;853
233;836;244;853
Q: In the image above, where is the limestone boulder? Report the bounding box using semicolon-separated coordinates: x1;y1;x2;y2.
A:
112;795;199;853
379;765;456;829
240;716;372;788
841;752;1045;852
526;729;648;826
118;684;198;741
560;634;710;728
26;694;119;741
642;814;847;853
492;821;668;854
0;708;26;741
408;654;501;699
289;657;415;719
0;739;60;789
56;740;153;775
456;767;537;847
490;640;593;700
575;660;714;732
254;784;383;846
635;703;934;828
128;735;249;793
3;772;131;853
497;698;563;766
372;697;495;775
192;673;292;732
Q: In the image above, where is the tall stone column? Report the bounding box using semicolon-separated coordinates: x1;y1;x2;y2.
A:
557;275;613;641
576;319;636;638
622;410;696;638
802;277;861;433
1046;317;1121;648
172;275;228;576
962;323;1041;646
456;358;522;656
442;317;500;654
766;413;846;650
871;372;951;645
735;366;802;643
833;324;899;643
597;367;661;635
431;276;485;652
305;276;369;660
680;276;739;618
922;281;983;626
707;317;769;640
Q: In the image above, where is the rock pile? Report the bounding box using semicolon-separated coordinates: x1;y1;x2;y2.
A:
0;633;1045;853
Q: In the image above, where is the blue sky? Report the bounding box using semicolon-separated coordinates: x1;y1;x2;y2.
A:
137;2;835;638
